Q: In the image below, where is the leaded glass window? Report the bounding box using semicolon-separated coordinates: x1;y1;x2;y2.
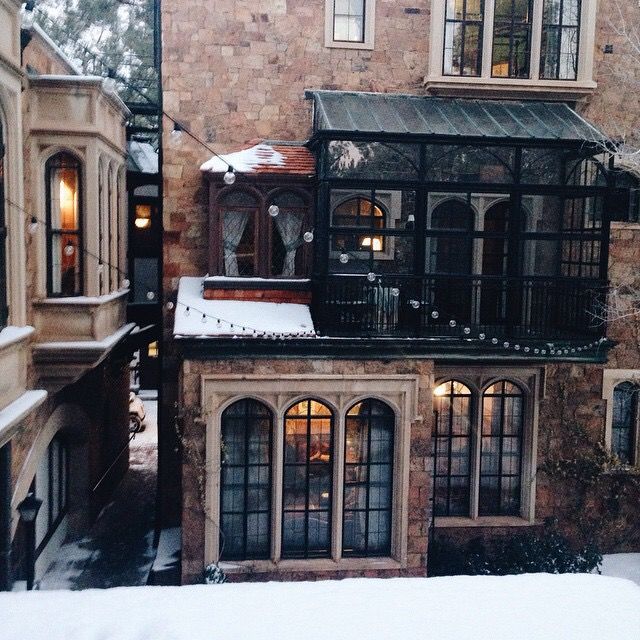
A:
433;380;472;516
612;382;638;465
343;399;394;557
282;400;333;558
540;0;581;80
492;0;534;78
480;381;523;516
220;399;272;560
444;0;485;77
45;153;82;297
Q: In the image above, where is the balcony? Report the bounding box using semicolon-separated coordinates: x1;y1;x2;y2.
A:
313;275;607;343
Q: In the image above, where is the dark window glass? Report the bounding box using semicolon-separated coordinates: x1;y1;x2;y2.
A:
332;197;386;253
326;141;420;181
282;400;333;558
220;190;258;277
269;191;307;277
425;145;515;183
480;381;523;516
334;0;365;43
220;399;272;560
540;0;581;80
433;380;472;517
45;153;82;297
492;0;533;78
444;0;485;76
612;382;638;465
0;120;7;328
480;201;510;323
343;399;394;557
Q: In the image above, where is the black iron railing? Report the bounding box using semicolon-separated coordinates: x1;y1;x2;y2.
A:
313;275;608;341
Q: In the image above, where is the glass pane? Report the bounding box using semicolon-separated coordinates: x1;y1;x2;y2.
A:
520;148;564;185
425;145;515;183
223;210;255;276
326;142;419;180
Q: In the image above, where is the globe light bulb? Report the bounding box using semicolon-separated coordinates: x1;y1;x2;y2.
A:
339;252;349;264
431;310;439;319
410;300;420;309
503;341;510;348
491;338;498;344
390;288;400;298
28;217;38;235
122;278;130;288
268;205;280;217
146;291;155;301
463;327;471;335
223;167;236;185
166;301;175;311
449;320;456;328
478;333;486;340
303;231;314;243
367;272;376;282
64;242;75;257
514;344;520;350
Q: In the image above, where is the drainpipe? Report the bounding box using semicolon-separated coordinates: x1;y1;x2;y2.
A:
0;442;12;591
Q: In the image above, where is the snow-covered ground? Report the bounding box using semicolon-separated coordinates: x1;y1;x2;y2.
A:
601;553;640;585
1;574;639;640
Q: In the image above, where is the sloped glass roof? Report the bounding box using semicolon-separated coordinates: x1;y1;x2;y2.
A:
306;91;605;143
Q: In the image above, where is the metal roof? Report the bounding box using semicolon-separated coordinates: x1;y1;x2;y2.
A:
307;91;605;143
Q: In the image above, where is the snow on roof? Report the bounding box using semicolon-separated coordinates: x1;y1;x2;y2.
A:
1;574;639;640
127;140;159;174
200;142;316;176
29;23;82;75
173;277;315;338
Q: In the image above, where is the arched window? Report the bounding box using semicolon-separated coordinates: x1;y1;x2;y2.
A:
480;381;524;516
269;191;307;277
433;380;472;516
98;159;105;294
480;201;510;323
332;196;386;253
612;382;638;465
220;190;258;276
282;399;333;558
0;119;7;327
429;200;474;275
343;399;394;557
220;399;272;560
45;153;82;296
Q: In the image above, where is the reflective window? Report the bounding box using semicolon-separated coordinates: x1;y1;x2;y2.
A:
343;399;394;557
333;0;365;43
433;380;472;516
220;399;272;560
540;0;581;80
444;0;485;76
480;381;524;516
612;382;638;465
45;153;82;296
283;400;333;558
425;145;515;183
492;0;534;78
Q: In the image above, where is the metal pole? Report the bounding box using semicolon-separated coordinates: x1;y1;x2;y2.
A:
25;520;35;591
0;443;11;591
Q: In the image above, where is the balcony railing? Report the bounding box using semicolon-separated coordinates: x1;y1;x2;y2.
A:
313;275;608;341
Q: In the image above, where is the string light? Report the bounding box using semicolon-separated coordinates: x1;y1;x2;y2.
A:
303;231;314;243
223;167;236;185
367;272;377;282
410;300;420;309
339;252;349;264
431;311;439;319
122;278;130;288
166;301;175;311
28;217;38;234
146;291;155;301
268;204;280;217
391;288;400;298
64;241;75;256
449;320;456;328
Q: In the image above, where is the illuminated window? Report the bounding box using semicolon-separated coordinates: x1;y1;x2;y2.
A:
282;399;333;558
147;341;158;358
45;153;82;297
332;197;386;253
134;204;152;230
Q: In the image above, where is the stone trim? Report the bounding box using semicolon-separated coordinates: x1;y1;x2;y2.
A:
201;373;421;570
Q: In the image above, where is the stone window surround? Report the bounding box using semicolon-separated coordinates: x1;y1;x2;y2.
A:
602;369;640;465
324;0;376;50
432;366;542;528
427;0;598;95
201;374;421;573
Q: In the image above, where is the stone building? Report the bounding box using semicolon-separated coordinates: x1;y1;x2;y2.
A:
161;0;640;583
0;3;132;590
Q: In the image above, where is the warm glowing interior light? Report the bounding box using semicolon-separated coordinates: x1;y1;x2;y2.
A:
433;383;448;397
360;236;383;251
59;171;77;230
135;204;152;229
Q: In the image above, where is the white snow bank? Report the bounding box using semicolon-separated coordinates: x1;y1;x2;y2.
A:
200;143;285;173
601;553;640;586
1;574;639;640
173;277;315;337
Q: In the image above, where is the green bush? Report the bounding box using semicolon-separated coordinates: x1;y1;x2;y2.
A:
428;524;602;577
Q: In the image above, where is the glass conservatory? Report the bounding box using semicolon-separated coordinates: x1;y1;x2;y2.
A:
306;91;627;346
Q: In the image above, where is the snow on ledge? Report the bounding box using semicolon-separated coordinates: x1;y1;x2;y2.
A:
0;326;34;351
200;143;285;174
173;277;315;338
1;574;639;640
0;390;48;449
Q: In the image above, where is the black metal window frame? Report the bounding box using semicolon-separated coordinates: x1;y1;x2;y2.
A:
443;0;485;77
45;152;84;298
479;380;524;516
540;0;581;80
333;0;367;44
491;0;535;78
611;382;639;465
107;164;114;292
282;399;334;559
433;380;473;517
0;121;7;329
331;193;388;254
220;399;273;561
98;159;104;294
342;399;395;557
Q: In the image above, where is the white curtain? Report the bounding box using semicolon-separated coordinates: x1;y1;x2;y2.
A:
223;211;250;276
275;210;303;277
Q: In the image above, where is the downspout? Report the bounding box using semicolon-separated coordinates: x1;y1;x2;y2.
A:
0;442;12;591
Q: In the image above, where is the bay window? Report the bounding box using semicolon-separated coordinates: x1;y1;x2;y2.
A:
45;153;82;297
